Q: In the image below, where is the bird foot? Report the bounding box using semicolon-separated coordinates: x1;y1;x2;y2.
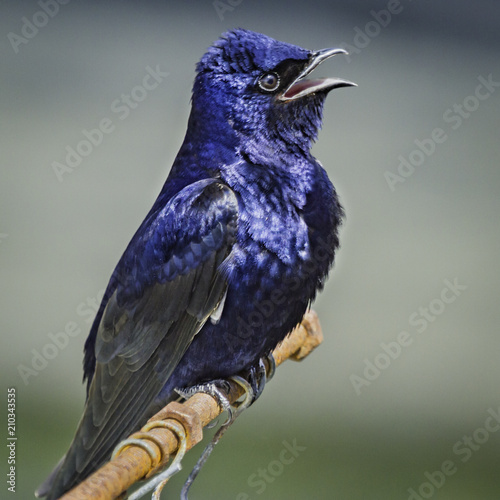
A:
179;354;275;499
175;380;232;416
240;353;275;405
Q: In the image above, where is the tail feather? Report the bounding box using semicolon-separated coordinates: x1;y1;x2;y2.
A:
35;393;175;499
35;455;65;498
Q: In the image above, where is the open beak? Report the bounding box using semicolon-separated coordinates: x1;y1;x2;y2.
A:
279;48;356;101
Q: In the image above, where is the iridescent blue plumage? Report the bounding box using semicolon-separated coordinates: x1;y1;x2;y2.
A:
37;28;353;499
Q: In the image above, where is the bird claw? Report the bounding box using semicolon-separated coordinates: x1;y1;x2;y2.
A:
237;353;275;406
175;380;232;413
264;352;276;381
247;356;269;403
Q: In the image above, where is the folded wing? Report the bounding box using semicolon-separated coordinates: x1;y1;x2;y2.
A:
39;180;238;499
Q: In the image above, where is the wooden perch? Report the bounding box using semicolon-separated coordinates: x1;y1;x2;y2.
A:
59;310;323;500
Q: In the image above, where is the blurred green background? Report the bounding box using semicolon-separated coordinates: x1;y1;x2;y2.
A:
1;1;499;498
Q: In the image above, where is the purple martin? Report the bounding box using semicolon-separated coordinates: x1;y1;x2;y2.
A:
37;28;354;499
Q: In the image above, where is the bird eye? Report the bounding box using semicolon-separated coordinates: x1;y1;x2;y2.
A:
257;72;280;92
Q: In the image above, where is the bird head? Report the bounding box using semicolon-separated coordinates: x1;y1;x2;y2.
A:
191;28;355;155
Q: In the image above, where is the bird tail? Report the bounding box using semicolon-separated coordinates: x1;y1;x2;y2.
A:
35;455;65;498
34;395;174;499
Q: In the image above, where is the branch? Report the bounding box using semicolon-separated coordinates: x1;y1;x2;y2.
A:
60;310;323;500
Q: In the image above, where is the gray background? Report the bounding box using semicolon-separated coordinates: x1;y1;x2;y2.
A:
1;1;499;498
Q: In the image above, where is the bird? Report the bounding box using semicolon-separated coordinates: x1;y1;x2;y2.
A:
36;28;355;499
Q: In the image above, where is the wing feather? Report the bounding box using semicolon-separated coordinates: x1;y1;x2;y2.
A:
44;180;238;499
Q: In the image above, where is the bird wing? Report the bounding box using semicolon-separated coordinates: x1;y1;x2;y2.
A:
45;179;239;497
